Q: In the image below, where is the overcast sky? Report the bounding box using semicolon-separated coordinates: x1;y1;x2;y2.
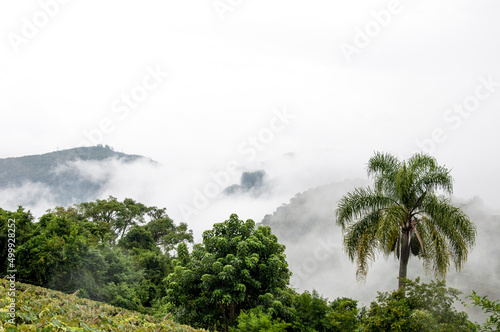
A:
1;0;500;211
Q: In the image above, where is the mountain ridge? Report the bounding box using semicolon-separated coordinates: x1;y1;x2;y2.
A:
0;145;156;207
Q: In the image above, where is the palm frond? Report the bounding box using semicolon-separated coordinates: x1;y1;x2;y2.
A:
343;211;381;261
414;220;433;273
420;195;476;271
408;152;438;173
343;211;381;281
415;168;453;196
335;187;396;229
367;152;401;177
354;232;378;282
420;220;450;278
377;205;407;257
367;152;401;194
408;153;453;206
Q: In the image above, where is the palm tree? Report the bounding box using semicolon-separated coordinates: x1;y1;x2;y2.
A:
336;152;476;288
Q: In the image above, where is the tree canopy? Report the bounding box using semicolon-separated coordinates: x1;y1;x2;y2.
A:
166;213;291;331
1;195;491;331
336;152;476;288
362;278;475;332
0;197;193;312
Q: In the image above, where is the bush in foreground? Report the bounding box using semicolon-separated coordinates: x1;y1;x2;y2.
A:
0;278;205;331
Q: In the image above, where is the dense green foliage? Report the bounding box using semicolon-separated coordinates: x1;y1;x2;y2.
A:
166;214;291;331
230;280;482;332
336;152;476;287
1;275;483;332
468;292;500;331
0;192;494;331
0;278;206;331
230;307;289;332
268;290;362;332
0;197;192;314
362;278;475;331
182;278;363;332
165;212;367;331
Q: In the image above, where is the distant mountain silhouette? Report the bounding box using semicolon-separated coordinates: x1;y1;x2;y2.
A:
0;145;154;206
260;179;367;241
224;170;266;196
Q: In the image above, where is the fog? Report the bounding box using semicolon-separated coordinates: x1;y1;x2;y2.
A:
2;0;500;323
0;146;499;324
2;2;500;210
0;182;57;216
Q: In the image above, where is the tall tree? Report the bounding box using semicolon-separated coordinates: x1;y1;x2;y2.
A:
144;206;193;252
76;197;149;243
336;152;476;288
166;214;290;331
0;207;35;276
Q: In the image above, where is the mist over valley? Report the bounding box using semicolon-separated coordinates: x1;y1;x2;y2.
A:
1;146;498;324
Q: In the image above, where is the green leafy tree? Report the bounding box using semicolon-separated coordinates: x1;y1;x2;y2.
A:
76;196;124;244
119;225;157;251
327;297;362;332
77;196;123;223
289;290;334;331
255;288;361;332
468;292;500;331
117;224;176;308
15;212;94;287
131;249;172;308
115;198;148;238
230;307;289;332
166;214;291;331
0;207;35;275
144;207;193;252
102;280;147;311
13;212;115;301
76;196;149;242
98;244;146;309
362;278;476;332
336;152;476;288
76;197;193;248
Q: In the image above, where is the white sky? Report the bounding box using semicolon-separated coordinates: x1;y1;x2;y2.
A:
1;0;500;211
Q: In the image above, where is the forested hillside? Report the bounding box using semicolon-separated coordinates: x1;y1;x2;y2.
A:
0;197;193;315
0;145;153;205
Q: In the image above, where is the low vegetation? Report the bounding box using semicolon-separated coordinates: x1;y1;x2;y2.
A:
0;278;206;331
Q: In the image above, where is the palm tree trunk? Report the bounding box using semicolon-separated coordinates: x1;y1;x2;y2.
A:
398;229;410;289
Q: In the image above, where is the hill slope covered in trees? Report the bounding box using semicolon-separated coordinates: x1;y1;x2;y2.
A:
0;146;154;206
